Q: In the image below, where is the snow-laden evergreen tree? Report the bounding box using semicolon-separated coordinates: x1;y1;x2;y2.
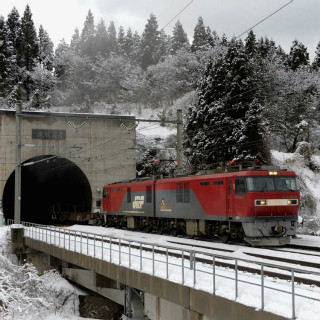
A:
312;41;320;70
16;4;38;101
170;20;189;54
38;25;54;71
80;10;96;58
94;19;108;57
139;14;161;69
122;28;134;59
131;30;141;64
245;30;257;57
184;38;269;169
256;36;276;59
287;39;309;70
4;7;21;97
107;21;118;55
0;16;9;98
157;29;171;61
70;27;81;54
191;16;213;52
6;7;20;51
117;26;126;56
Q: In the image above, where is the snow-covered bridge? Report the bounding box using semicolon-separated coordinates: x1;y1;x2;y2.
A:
10;222;320;320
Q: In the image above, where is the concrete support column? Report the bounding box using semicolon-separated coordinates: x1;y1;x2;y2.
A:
11;225;25;254
124;286;145;320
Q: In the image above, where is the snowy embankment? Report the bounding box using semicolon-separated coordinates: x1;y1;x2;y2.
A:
271;147;320;235
0;226;86;320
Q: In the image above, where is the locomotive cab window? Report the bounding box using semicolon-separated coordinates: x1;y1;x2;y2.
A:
274;177;299;191
246;176;299;192
103;188;107;198
235;178;246;194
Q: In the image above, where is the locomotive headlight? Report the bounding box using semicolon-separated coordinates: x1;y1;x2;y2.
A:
268;171;279;175
256;200;267;206
288;200;298;205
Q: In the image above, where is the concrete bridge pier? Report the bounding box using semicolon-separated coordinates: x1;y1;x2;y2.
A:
124;286;146;320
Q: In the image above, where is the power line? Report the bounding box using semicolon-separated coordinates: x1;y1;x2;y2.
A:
236;0;294;39
161;0;195;30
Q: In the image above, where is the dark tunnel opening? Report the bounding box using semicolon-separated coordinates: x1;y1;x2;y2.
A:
3;155;92;224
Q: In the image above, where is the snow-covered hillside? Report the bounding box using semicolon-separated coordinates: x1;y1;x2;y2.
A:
272;146;320;235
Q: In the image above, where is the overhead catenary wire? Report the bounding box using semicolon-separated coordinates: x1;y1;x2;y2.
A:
161;0;195;30
236;0;294;39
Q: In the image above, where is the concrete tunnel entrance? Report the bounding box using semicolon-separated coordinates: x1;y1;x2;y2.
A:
3;155;92;224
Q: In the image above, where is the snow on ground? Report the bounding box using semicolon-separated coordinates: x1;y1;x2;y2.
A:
0;226;92;320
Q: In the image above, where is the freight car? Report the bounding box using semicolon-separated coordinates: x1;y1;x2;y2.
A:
102;167;300;246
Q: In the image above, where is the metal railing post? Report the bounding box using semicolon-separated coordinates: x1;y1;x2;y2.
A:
182;251;184;285
292;270;295;320
193;252;196;287
94;235;96;258
80;232;82;254
119;239;121;265
152;245;155;276
110;237;112;263
166;248;169;279
101;236;104;260
213;256;216;295
140;244;142;272
235;259;238;299
261;265;264;310
129;242;131;268
87;234;89;255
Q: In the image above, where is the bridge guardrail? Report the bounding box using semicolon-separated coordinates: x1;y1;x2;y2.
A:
7;220;320;320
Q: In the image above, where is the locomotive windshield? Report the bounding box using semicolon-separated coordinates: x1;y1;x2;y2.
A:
245;176;299;192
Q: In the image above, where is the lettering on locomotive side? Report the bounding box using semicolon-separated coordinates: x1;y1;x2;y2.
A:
133;196;144;209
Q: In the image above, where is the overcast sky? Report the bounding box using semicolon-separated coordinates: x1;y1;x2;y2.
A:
1;0;319;59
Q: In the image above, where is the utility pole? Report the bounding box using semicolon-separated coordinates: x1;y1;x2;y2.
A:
176;109;183;174
14;101;22;224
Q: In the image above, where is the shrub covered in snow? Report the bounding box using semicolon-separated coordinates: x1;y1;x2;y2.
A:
0;227;82;320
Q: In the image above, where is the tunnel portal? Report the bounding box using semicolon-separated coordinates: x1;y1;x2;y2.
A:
3;155;92;224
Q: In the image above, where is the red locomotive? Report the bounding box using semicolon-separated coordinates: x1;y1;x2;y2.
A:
102;166;300;246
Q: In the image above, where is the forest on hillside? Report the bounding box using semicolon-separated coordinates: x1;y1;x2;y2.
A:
1;5;320;173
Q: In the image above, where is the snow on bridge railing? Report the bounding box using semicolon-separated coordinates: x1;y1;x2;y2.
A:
7;220;320;320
